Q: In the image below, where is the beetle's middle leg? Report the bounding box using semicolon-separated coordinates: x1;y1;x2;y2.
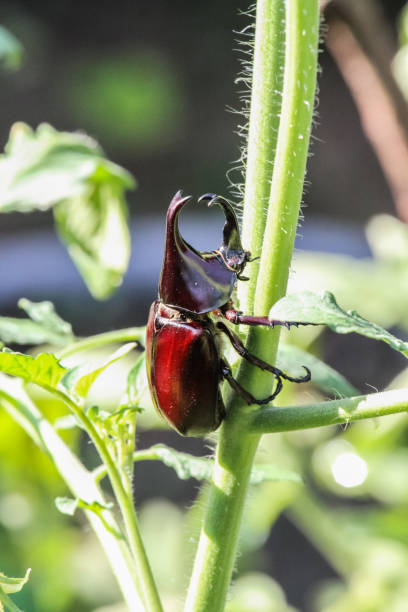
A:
216;322;311;384
221;307;316;331
220;359;283;405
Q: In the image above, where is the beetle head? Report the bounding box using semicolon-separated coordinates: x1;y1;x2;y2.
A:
159;190;251;314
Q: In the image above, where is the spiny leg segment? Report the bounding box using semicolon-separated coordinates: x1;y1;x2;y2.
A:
216;318;311;405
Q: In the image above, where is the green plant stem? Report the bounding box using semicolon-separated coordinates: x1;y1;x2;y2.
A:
57;327;146;359
239;0;285;313
0;385;142;610
185;423;259;612
185;2;319;611
244;388;408;433
62;395;163;612
0;586;23;612
93;447;182;484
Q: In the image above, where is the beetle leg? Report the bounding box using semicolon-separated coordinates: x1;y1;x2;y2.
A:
220;359;283;405
222;308;315;330
236;272;250;281
216;322;311;384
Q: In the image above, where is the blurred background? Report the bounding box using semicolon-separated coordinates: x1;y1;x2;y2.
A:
2;1;408;611
0;0;402;331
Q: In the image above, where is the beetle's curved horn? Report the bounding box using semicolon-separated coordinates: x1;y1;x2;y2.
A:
198;193;243;254
199;193;251;280
159;190;242;314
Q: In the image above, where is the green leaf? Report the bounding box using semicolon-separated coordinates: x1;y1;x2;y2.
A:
270;291;408;357
398;2;408;47
126;352;147;406
136;444;301;484
277;343;359;397
141;444;213;481
18;298;72;336
289;250;408;331
0;123;134;212
0;25;23;70
54;183;130;299
61;342;136;398
55;496;113;517
366;214;408;262
0;299;73;346
0;568;30;594
55;496;78;516
0;318;66;347
95;404;143;424
0;350;67;392
0;122;135;299
250;464;302;485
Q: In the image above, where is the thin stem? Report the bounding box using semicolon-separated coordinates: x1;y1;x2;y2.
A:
244;387;408;433
92;447;178;484
185;2;319;611
0;586;23;612
0;387;142;610
62;395;163;612
57;327;146;359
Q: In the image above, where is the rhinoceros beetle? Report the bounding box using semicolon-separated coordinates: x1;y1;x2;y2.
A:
146;190;311;436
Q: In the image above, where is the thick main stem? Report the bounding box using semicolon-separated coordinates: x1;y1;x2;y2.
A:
239;0;286;313
185;2;319;611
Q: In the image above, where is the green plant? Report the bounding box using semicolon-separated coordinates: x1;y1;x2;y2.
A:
2;2;408;611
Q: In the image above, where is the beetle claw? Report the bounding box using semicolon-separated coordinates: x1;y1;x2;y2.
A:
198;192;233;211
198;193;217;205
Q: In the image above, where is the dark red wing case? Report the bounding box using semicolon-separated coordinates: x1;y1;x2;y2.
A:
146;301;225;435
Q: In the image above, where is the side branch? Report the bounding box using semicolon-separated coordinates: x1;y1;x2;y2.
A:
245;388;408;433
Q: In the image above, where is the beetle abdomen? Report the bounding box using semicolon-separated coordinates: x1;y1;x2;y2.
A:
146;301;225;435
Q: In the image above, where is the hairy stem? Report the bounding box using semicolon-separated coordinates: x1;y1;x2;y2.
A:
239;0;286;313
244;387;408;433
185;2;319;611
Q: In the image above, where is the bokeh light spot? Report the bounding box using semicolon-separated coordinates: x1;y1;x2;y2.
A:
332;451;368;488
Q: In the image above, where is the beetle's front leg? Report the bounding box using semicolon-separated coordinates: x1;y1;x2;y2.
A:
217;322;311;383
222;307;315;330
220;359;283;405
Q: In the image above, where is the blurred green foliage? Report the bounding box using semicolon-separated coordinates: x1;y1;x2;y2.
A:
3;213;408;611
64;53;184;151
1;5;408;610
130;213;408;611
394;2;408;98
0;25;23;70
0;122;135;299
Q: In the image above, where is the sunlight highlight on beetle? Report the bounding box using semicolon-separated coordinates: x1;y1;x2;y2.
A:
331;451;368;488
